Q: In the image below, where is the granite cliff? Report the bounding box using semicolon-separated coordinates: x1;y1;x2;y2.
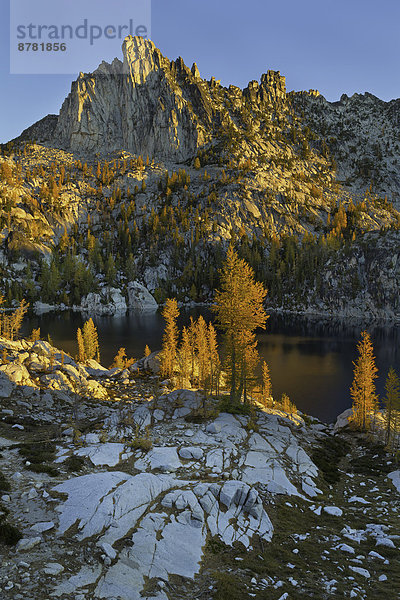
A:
2;36;400;318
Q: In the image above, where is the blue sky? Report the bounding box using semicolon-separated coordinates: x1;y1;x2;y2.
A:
1;0;400;143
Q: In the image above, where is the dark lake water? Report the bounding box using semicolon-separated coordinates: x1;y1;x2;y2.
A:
21;310;400;423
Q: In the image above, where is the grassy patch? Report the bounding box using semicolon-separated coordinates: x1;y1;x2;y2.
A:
218;399;251;416
2;415;34;430
236;500;355;598
18;441;57;464
28;463;59;477
312;434;350;485
18;441;59;477
184;406;219;424
206;536;229;555
184;413;208;424
302;414;314;427
212;571;248;600
64;455;85;472
0;471;11;492
130;438;153;452
0;502;22;546
3;416;19;425
0;521;22;546
129;424;153;452
349;437;391;476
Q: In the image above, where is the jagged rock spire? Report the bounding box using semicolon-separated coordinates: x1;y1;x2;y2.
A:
50;37;288;160
122;36;166;83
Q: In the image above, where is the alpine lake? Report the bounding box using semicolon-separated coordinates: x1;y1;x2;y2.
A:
21;309;400;423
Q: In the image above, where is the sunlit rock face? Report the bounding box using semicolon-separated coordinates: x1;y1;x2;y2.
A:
15;34;400;207
53;35;287;161
54;36;209;160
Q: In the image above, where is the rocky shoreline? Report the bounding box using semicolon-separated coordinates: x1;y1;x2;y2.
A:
0;335;399;599
29;294;400;326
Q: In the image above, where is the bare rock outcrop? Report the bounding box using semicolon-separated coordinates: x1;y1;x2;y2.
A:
52;36;288;162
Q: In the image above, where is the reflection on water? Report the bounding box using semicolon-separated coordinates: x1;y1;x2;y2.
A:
21;311;400;423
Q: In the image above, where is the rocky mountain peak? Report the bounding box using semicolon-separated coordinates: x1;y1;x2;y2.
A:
243;70;287;106
26;36;298;161
191;62;201;80
12;36;400;205
50;36;211;160
122;35;167;83
261;70;286;99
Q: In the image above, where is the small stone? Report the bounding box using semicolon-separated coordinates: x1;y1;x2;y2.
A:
98;542;116;560
31;521;54;533
153;409;164;421
17;400;31;409
369;551;385;560
336;543;355;554
376;537;395;548
16;537;41;551
62;428;74;436
1;494;11;502
323;506;343;517
179;446;203;460
44;563;64;576
379;574;388;582
206;423;221;434
348;496;370;504
27;488;38;500
349;566;370;578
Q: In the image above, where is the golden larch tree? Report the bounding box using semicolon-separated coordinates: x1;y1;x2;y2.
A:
239;329;260;402
0;298;29;341
280;393;297;415
178;326;191;386
111;347;128;369
76;327;85;363
196;315;209;391
213;246;268;403
188;317;198;382
261;361;272;406
79;318;101;363
207;321;220;397
161;298;180;378
350;330;378;430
